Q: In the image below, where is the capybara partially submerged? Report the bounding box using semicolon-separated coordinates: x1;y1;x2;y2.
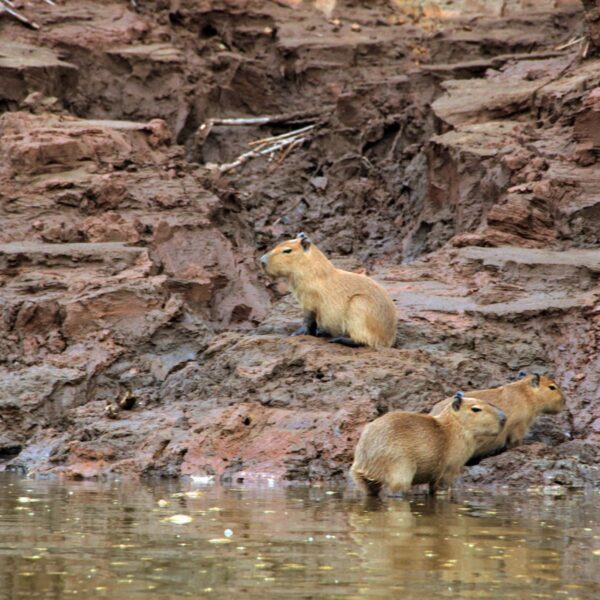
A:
351;393;506;496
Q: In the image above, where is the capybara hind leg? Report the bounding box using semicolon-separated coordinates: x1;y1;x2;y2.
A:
429;482;443;495
345;295;390;348
329;336;363;347
386;470;414;496
430;472;455;495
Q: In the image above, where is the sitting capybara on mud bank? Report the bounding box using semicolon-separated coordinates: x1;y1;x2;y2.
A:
351;392;507;496
260;233;397;348
430;373;566;463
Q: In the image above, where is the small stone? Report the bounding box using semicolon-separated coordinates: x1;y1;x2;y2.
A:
350;23;362;32
310;176;328;191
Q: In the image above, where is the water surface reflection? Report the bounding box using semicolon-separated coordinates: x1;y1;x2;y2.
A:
0;475;597;599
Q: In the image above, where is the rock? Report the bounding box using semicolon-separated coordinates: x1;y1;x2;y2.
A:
82;212;141;243
0;42;78;106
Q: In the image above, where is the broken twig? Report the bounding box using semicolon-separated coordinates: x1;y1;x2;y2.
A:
555;36;584;51
200;112;323;173
276;137;304;164
199;109;326;130
0;0;40;29
0;0;57;29
211;134;309;174
197;108;327;144
248;124;316;147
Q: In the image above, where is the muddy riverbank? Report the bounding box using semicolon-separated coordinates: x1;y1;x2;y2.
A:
0;0;598;488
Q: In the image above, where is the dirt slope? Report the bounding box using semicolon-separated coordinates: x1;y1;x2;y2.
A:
0;0;598;489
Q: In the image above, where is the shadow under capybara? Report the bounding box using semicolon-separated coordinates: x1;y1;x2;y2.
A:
260;232;397;348
429;373;566;462
351;392;507;497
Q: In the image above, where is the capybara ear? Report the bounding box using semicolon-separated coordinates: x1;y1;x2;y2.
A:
517;370;528;379
530;373;541;388
297;232;311;251
452;391;464;411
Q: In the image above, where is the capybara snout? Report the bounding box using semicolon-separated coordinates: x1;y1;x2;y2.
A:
497;408;507;429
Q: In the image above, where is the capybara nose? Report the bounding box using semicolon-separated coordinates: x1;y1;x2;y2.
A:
498;409;507;428
260;254;268;266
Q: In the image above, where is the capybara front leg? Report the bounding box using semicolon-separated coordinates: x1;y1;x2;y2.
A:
291;311;317;336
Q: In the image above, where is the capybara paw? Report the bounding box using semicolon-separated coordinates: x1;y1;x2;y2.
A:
291;325;309;336
328;336;362;348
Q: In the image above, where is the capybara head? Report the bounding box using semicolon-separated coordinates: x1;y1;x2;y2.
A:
527;373;566;414
451;391;506;438
260;232;313;277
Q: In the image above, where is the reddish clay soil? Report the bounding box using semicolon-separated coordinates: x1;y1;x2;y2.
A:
0;0;598;489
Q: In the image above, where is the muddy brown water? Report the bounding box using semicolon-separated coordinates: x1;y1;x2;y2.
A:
0;474;598;599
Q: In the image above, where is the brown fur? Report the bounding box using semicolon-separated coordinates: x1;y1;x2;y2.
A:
351;397;506;496
429;374;566;458
261;235;397;348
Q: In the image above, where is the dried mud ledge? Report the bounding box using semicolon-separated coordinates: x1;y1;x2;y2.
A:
0;0;598;489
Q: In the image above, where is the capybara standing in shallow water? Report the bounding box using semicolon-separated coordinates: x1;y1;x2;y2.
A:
351;393;507;496
429;373;566;462
260;233;397;348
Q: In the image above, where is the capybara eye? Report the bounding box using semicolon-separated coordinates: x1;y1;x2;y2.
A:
282;248;293;254
471;407;482;413
548;385;557;391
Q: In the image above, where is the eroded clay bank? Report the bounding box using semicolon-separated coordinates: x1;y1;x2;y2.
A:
0;0;598;490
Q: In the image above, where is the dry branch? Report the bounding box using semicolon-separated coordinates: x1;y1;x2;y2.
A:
199;109;326;130
247;124;315;147
555;36;585;51
197;108;327;144
0;0;40;29
0;0;57;29
211;134;310;174
199;110;325;173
